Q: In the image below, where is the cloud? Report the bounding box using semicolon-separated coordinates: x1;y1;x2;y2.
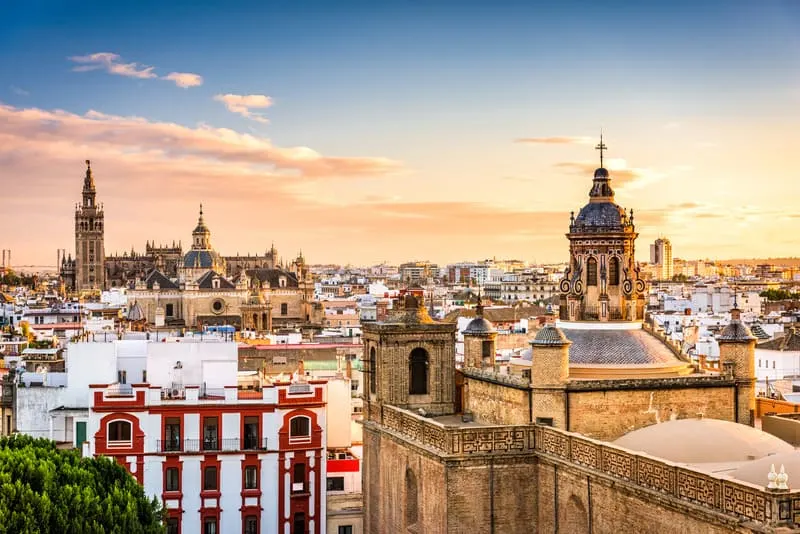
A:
0;103;400;180
664;122;681;130
10;86;29;96
162;72;204;88
214;94;274;123
68;53;203;89
554;159;667;189
69;52;157;79
515;136;593;145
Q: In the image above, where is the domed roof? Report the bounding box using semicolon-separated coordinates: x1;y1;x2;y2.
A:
531;324;570;346
731;450;800;485
127;302;144;321
719;317;756;342
183;249;223;269
463;316;496;335
614;418;793;464
573;202;629;232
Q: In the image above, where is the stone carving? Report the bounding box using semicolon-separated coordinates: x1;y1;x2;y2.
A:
723;482;769;522
602;448;635;481
677;469;720;508
638;458;674;493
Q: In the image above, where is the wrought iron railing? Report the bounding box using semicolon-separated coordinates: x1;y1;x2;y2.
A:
155;438;268;453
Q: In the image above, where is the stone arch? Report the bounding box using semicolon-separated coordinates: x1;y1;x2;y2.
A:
609;256;620;286
586;256;598;286
409;347;428;395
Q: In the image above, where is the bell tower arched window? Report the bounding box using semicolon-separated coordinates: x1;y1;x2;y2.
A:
609;257;620;286
369;347;377;395
409;348;428;395
587;257;598;286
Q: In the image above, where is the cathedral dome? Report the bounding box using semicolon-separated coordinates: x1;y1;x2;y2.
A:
573;202;628;232
614;418;792;464
183;249;223;269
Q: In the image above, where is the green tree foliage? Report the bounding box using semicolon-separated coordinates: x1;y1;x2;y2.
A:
759;289;800;301
0;435;164;534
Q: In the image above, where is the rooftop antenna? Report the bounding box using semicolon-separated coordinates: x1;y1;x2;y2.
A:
595;131;607;168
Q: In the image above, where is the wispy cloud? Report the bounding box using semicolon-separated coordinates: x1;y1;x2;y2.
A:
214;94;273;123
69;52;157;79
0;103;400;180
163;72;204;88
68;52;203;88
515;136;593;145
10;86;29;96
554;159;667;189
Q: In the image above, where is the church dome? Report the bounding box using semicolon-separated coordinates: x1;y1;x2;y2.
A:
183;249;223;269
463;316;496;335
614;418;792;464
731;450;800;485
573;202;628;232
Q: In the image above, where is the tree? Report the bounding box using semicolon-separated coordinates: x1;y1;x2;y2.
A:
0;435;165;534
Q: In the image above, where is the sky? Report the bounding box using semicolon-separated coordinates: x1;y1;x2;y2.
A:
1;0;800;268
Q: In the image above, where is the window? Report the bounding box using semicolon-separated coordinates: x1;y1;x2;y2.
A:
289;416;311;442
165;467;180;492
107;420;132;446
243;416;259;450
164;417;181;451
166;518;179;534
481;340;493;359
281;303;288;316
327;476;345;491
409;348;428;395
204;517;218;534
142;370;147;383
292;512;306;534
203;466;218;491
338;526;353;534
203;417;219;451
406;468;418;528
609;257;620;286
244;465;258;489
369;347;377;395
536;417;554;426
292;463;305;492
244;516;258;534
587;257;598;286
165;303;174;317
773;361;776;369
117;370;127;384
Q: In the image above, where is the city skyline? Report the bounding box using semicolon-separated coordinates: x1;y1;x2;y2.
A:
2;1;800;267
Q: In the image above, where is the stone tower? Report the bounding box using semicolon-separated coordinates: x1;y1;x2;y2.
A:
362;289;458;420
718;307;757;426
462;297;497;370
559;138;646;322
74;160;105;292
530;323;571;428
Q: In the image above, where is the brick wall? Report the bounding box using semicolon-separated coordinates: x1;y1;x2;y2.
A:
465;376;530;425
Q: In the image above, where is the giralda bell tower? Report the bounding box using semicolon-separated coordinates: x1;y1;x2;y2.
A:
75;160;105;292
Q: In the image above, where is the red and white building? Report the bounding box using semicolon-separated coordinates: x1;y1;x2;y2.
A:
84;339;328;534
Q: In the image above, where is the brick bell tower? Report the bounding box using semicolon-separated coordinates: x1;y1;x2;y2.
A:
75;160;105;292
362;288;458;421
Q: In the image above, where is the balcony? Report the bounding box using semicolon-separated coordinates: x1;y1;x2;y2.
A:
155;438;268;453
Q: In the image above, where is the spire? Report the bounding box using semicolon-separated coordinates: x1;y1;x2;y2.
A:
198;203;204;224
83;159;95;191
476;290;485;317
595;131;607;169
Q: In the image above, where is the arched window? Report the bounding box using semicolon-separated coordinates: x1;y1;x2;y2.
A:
107;420;132;447
586;257;598;286
289;416;311;443
406;468;418;528
409;348;428;395
609;257;620;286
369;347;377;395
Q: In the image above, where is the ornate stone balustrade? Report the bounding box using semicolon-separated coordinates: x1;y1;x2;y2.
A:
379;404;800;527
381;405;535;456
535;426;798;527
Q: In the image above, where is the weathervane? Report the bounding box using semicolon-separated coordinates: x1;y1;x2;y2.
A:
595;132;607;168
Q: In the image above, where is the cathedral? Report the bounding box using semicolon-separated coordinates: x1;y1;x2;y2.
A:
61;161;319;331
361;143;798;533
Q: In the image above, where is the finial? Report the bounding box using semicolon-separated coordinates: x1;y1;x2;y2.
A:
595;131;607;168
476;289;484;316
199;203;203;218
778;464;789;490
630;208;634;224
85;159;91;170
768;464;778;489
